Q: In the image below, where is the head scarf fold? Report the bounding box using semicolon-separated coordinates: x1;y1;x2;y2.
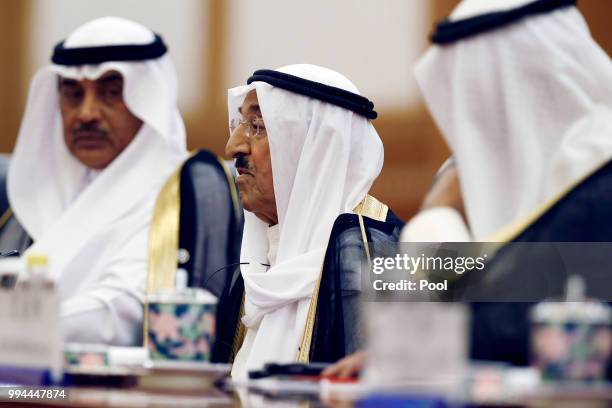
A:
8;17;187;308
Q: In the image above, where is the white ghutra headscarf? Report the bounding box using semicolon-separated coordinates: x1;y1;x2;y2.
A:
8;17;188;345
415;0;612;240
227;64;383;378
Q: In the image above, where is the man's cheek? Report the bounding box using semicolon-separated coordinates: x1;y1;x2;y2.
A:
236;176;254;195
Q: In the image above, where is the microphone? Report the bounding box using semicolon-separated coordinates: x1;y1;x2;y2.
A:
202;261;270;289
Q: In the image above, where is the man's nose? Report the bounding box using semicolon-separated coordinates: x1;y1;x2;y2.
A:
225;125;250;159
77;91;102;124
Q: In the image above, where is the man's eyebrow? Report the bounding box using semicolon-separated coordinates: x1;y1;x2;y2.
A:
249;104;261;114
97;73;123;84
58;78;79;87
238;104;262;116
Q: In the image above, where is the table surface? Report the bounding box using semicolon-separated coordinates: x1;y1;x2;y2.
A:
0;382;611;408
0;386;235;408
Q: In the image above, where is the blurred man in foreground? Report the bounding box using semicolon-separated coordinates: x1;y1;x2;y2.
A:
326;0;612;378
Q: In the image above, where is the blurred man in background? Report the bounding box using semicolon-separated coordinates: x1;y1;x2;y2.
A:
7;17;188;345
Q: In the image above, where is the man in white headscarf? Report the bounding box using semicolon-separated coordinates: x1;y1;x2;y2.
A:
413;0;612;369
326;0;612;378
217;65;404;378
415;0;612;241
7;17;188;345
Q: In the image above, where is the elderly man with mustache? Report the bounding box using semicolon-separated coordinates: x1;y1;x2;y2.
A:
215;65;404;379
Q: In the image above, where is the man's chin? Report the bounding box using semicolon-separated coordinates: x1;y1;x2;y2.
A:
72;150;114;169
238;191;261;215
238;193;253;212
235;173;254;184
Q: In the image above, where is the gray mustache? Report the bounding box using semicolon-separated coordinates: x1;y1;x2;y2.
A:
72;124;108;138
235;154;251;170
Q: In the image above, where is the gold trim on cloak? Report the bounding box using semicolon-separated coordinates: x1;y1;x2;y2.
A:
146;165;183;294
0;208;13;230
297;194;388;363
353;194;388;223
144;152;243;349
143;159;184;347
486;159;612;247
427;159;612;300
230;294;247;362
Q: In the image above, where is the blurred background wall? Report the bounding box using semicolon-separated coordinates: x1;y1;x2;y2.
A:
1;0;611;220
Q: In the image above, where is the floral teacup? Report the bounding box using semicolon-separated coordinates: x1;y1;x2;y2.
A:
146;289;217;361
